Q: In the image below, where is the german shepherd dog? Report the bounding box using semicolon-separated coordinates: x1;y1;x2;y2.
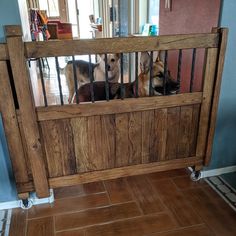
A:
73;52;179;103
64;54;120;103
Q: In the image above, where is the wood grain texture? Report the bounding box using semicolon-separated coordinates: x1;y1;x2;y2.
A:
36;92;202;121
25;33;219;58
56;230;85;236
0;61;29;184
6;25;49;197
40;119;76;177
27;217;54;236
9;208;27;236
0;44;9;60
205;28;228;165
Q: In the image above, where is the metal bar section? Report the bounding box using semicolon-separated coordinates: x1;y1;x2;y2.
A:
104;54;110;101
135;52;139;97
149;51;154;96
190;48;197;92
55;57;64;105
163;50;168;95
120;53;124;99
72;56;79;104
177;49;182;93
88;54;95;102
38;58;48;107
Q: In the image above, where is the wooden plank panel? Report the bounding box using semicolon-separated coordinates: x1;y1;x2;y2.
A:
5;25;49;197
165;107;180;160
0;61;29;184
115;113;129;167
9;208;27;236
27;217;54;236
196;48;218;160
0;44;9;60
56;230;85;236
36;92;203;121
189;104;200;156
177;106;193;158
128;112;142;165
40;119;76;177
71;117;90;173
49;156;202;189
25;33;219;58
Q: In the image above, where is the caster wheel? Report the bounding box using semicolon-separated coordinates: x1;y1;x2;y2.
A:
190;171;201;182
20;198;33;210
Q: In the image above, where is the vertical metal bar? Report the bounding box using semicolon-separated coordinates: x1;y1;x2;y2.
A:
135;52;139;97
104;54;109;101
89;54;95;102
120;53;124;99
163;50;168;95
177;49;182;93
149;51;154;96
72;56;79;104
38;58;48;107
190;48;197;93
55;57;64;105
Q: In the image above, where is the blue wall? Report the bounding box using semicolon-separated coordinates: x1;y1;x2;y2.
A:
209;0;236;169
0;0;21;201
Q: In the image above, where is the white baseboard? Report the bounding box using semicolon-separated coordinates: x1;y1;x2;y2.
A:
0;189;54;210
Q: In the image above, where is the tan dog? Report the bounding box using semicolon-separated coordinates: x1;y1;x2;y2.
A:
64;54;120;103
138;52;179;96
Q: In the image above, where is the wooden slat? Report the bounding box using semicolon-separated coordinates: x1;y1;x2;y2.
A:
49;156;202;188
5;25;49;197
9;208;27;236
0;61;29;184
25;33;219;58
196;48;218;160
205;28;228;165
36;92;202;121
27;217;54;236
0;44;9;60
165;107;180;160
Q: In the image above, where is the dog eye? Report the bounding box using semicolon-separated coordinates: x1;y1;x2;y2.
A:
111;59;115;62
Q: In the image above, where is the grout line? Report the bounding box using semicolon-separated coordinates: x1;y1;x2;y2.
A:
102;181;112;205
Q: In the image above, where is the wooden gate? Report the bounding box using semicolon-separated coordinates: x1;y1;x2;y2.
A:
0;26;227;198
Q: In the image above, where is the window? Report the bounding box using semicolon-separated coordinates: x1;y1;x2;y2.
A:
38;0;60;18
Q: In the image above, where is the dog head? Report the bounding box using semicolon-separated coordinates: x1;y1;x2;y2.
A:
140;52;179;95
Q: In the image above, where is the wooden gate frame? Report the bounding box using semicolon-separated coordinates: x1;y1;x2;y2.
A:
0;26;228;199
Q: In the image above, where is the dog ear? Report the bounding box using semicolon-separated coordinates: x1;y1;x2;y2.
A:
156;50;165;62
140;52;151;73
115;53;120;60
99;54;105;60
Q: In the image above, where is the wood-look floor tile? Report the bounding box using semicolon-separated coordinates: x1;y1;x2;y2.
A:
85;213;178;236
27;217;54;236
151;179;202;226
55;202;141;231
183;186;236;236
172;175;207;190
104;178;133;204
28;193;109;219
56;230;85;236
54;181;105;199
9;208;27;236
146;169;189;182
126;175;165;214
148;224;214;236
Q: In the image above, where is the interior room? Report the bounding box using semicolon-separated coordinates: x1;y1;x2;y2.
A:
0;0;236;235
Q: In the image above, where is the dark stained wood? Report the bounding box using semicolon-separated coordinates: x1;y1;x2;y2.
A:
85;213;178;236
205;28;228;165
25;33;219;58
54;181;105;199
5;25;49;197
183;186;236;236
0;44;9;60
40;119;76;177
104;178;133;204
55;202;141;231
165;107;180;160
126;175;165;214
151;179;202;226
177;106;193;158
0;61;29;184
56;230;85;236
27;217;54;236
49;157;202;188
36;92;203;121
9;208;27;236
28;193;109;219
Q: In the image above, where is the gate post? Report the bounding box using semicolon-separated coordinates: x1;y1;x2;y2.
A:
5;25;49;198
